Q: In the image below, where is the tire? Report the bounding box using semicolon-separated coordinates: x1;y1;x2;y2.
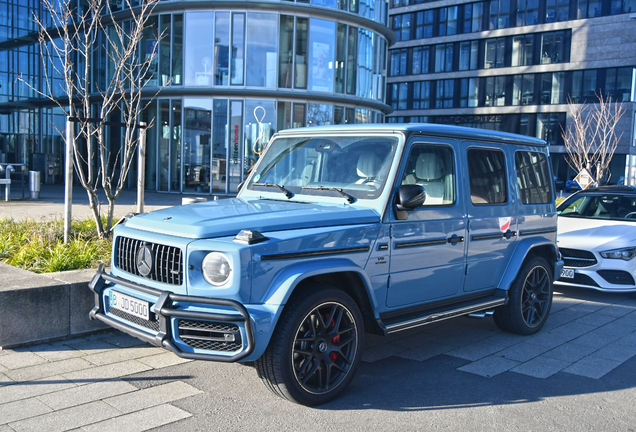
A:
493;256;553;335
255;287;364;406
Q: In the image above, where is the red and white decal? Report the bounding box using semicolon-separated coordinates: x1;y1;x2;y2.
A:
499;216;512;232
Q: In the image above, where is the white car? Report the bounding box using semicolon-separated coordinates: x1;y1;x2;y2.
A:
556;186;636;292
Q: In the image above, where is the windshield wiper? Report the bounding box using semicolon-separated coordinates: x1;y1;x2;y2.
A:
252;183;293;199
302;186;355;204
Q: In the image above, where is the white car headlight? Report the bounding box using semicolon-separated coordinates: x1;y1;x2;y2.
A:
202;252;232;286
600;248;636;261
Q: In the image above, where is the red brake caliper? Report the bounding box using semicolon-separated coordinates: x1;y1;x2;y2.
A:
327;313;340;362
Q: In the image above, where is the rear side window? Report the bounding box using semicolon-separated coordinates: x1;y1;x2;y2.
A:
467;148;508;205
515;151;553;204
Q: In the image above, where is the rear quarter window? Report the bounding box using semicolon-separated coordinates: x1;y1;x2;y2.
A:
515;151;553;204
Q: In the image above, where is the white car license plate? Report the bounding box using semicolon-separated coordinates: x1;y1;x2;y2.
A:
109;291;150;320
560;268;575;279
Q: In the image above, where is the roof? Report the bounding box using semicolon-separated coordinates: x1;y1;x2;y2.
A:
276;123;548;147
576;185;636;194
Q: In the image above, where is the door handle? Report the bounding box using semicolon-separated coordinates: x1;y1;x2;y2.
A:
448;235;465;244
503;230;517;239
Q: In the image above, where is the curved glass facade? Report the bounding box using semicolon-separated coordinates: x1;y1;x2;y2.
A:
0;1;391;195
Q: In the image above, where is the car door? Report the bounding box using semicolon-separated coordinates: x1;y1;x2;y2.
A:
462;141;518;293
386;138;467;308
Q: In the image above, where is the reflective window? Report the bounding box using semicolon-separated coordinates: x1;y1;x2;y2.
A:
468;148;508;205
279;15;294;89
215;12;230;86
515;151;552;204
401;145;456;205
512;35;533;66
246;13;278;88
517;0;539;26
415;10;434;39
413;81;430;108
212;99;228;193
460;78;479;107
357;28;373;98
540;31;566;64
184;13;214;86
536;113;562;145
546;0;570;22
335;23;346;93
309;18;335;93
411;46;429;75
292;18;308;89
307;103;334;126
436;79;454;108
158;100;170;191
244;99;276;176
347;26;357;94
459;41;479;71
390;48;407;76
183;98;212;193
489;0;510;29
434;43;453;73
231;13;245;85
485;38;505;68
173;15;183;85
439;6;458;36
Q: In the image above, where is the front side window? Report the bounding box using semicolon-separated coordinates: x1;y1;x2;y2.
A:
401;145;456;205
468;148;508;205
515;151;552;204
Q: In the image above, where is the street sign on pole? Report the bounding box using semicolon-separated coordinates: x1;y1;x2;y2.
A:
575;168;596;190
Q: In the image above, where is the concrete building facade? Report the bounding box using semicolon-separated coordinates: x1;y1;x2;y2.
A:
386;0;636;184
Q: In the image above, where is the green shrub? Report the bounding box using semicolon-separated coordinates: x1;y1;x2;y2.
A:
0;217;112;273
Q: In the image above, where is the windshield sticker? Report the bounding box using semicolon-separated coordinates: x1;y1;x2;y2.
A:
499;217;512;232
254;174;260;183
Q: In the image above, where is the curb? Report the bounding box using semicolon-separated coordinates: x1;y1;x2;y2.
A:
0;263;109;348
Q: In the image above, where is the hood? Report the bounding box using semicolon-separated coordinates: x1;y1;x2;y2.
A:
124;198;381;239
557;216;636;251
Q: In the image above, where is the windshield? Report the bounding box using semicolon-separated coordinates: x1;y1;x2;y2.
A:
246;135;399;200
558;193;636;221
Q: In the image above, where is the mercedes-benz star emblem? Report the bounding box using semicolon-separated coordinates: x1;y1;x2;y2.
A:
136;245;154;277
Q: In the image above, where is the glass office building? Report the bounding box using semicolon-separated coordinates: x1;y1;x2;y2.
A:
387;0;636;184
0;0;392;194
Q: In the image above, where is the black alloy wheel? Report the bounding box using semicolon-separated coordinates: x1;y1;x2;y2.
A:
493;256;553;335
521;265;551;328
292;301;358;395
255;287;364;406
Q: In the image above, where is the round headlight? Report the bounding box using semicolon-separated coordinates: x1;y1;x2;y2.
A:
202;252;232;286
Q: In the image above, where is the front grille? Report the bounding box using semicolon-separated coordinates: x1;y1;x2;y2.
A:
558;272;600;287
178;319;242;352
597;270;636;285
108;307;160;332
116;236;183;285
559;248;598;268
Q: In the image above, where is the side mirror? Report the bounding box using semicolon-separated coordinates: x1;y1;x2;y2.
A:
394;185;426;221
397;185;426;210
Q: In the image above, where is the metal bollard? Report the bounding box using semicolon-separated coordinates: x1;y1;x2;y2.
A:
3;165;14;201
29;171;41;200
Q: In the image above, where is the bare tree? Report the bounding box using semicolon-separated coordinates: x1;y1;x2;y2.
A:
16;0;164;238
562;92;625;185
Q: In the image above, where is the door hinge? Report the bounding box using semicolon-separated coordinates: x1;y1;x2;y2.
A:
467;219;470;232
465;264;469;275
387;275;391;289
389;226;393;238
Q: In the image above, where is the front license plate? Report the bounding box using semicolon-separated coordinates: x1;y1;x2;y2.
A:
560;268;575;279
109;291;150;320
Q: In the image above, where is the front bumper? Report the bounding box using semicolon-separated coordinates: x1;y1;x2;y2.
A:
88;265;255;362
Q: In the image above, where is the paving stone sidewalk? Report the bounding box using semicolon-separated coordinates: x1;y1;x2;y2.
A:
0;332;200;432
362;286;636;380
1;285;635;431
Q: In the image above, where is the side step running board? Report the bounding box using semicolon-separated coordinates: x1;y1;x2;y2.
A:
383;297;505;334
